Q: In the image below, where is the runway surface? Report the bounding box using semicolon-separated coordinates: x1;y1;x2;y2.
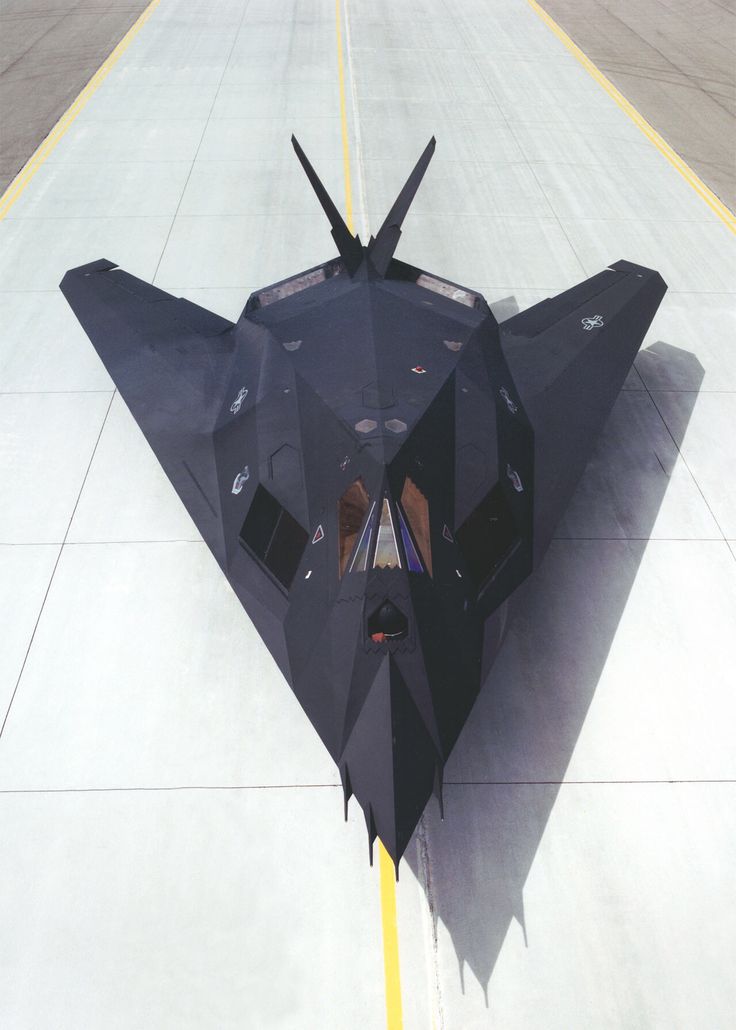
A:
541;0;736;211
1;1;735;1027
0;0;151;192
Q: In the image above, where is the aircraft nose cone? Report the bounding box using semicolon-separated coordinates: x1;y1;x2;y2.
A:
340;655;440;867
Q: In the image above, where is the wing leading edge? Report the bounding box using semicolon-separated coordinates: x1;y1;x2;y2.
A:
60;259;237;566
500;259;667;562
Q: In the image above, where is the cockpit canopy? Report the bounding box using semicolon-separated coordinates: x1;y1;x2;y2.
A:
338;477;432;579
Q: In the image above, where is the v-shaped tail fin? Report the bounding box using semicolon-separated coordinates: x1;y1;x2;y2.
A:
291;134;363;274
367;136;436;276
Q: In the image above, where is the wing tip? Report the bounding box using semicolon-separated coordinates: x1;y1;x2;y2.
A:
59;258;118;292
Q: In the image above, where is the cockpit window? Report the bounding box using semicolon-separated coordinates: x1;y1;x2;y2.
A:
341;482;431;576
397;508;424;573
338;478;370;577
373;497;402;570
456;483;519;592
400;477;432;576
239;485;308;590
349;501;376;573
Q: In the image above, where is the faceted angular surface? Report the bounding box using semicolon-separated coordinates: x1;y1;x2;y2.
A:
60;140;666;867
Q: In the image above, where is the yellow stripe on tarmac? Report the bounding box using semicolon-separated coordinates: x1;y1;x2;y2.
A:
0;0;161;222
335;0;355;236
334;4;404;1027
527;0;736;236
379;842;404;1030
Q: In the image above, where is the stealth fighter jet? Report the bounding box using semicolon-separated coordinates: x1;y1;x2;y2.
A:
61;138;666;870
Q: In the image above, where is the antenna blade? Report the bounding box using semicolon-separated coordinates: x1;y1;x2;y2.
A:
291;135;363;273
368;136;436;276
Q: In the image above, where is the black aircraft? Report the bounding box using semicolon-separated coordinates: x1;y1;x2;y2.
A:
61;138;666;871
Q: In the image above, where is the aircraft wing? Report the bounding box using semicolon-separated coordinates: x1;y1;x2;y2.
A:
499;259;666;563
60;259;237;566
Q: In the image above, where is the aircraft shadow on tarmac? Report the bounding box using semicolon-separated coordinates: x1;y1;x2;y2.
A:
403;311;705;1000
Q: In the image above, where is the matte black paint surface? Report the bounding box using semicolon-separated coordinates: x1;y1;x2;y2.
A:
60;140;666;868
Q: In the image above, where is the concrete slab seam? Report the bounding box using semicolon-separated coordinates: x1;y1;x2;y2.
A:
150;1;253;286
0;392;115;740
447;0;589;281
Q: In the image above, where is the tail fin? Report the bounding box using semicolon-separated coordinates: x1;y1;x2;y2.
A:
367;136;436;277
291;135;363;274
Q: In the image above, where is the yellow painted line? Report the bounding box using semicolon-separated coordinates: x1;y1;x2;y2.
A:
379;842;404;1030
527;0;736;236
335;0;355;234
334;6;403;1025
0;0;161;222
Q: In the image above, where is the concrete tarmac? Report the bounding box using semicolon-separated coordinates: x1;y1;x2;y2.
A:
0;0;150;191
541;0;736;211
0;1;734;1027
